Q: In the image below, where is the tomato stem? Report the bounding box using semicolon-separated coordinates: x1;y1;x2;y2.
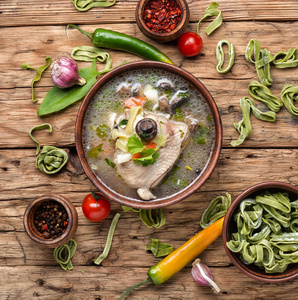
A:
91;190;100;203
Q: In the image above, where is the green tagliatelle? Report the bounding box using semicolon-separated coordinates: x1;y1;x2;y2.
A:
280;84;298;116
245;40;274;86
273;48;298;68
53;239;77;270
71;46;112;71
200;193;231;228
146;238;174;257
226;192;298;274
197;2;222;35
29;123;68;174
71;0;116;11
248;81;283;113
216;40;235;74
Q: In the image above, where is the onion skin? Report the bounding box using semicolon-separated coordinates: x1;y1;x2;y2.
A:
51;56;86;89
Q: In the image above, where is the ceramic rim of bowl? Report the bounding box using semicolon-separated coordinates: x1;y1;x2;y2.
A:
222;181;298;283
75;61;222;209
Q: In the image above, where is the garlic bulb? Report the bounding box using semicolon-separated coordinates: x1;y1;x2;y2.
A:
51;56;86;88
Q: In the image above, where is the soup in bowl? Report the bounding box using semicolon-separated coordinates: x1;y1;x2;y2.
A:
75;61;222;209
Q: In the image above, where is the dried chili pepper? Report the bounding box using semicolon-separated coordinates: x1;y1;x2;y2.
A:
143;0;182;33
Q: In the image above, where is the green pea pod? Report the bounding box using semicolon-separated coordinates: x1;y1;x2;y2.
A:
31;57;52;102
146;238;174;257
216;40;235;74
53;239;77;270
71;45;112;71
231;97;252;147
200;193;231;228
71;0;116;11
197;2;222;35
36;146;68;174
273;48;298;68
29;123;52;154
68;25;174;65
280;84;298;116
245;40;274;86
248;81;283;112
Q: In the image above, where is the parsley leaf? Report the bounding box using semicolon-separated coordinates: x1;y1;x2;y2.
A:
127;134;144;154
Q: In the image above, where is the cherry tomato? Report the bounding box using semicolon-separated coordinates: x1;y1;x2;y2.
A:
82;192;111;222
177;32;203;57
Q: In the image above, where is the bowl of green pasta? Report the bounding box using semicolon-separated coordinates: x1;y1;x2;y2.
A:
222;182;298;283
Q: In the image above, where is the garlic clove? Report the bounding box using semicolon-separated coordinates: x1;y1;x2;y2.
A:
191;259;220;294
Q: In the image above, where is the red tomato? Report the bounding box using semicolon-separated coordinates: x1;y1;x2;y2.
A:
177;32;203;57
82;192;111;222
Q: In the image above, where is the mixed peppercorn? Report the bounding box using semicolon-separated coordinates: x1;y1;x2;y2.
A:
34;200;68;239
143;0;182;33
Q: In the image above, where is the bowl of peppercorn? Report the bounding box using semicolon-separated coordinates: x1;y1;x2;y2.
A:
23;195;78;248
136;0;190;42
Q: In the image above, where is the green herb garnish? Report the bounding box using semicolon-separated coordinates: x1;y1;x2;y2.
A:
96;124;109;138
195;136;206;145
118;119;128;128
127;134;144;154
87;144;103;158
174;107;184;120
113;100;122;113
170;176;188;188
105;158;116;168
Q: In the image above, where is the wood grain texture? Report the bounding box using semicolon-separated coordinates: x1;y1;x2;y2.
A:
1;0;298;27
1;1;298;299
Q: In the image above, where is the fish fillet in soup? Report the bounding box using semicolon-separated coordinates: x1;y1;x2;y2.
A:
115;113;189;200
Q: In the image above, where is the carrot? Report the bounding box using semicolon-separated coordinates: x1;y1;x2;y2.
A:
131;152;143;160
131;143;156;161
146;142;157;149
124;96;146;108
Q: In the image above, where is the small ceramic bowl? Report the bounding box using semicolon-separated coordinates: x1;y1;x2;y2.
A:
222;181;298;283
23;195;78;248
136;0;190;42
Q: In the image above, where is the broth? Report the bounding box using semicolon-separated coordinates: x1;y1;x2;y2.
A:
82;68;215;200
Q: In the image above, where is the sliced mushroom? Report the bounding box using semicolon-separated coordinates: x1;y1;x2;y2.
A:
169;89;189;113
117;82;131;94
131;82;143;97
182;109;199;131
156;78;174;89
158;95;169;112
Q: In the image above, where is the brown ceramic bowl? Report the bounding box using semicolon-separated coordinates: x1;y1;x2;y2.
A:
136;0;190;42
75;61;222;209
23;195;78;248
223;181;298;283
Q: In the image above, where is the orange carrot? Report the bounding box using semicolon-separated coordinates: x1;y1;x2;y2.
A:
124;97;146;108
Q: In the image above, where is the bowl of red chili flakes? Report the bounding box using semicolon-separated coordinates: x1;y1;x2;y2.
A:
136;0;190;43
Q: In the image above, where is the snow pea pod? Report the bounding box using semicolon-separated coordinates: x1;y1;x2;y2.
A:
68;24;174;65
216;40;235;74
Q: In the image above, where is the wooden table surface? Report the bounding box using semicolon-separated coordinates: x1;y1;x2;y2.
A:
0;0;297;299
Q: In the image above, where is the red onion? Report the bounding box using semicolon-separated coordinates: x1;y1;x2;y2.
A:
191;259;220;294
51;56;86;89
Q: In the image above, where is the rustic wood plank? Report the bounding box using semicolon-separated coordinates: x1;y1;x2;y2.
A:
0;265;296;300
1;0;298;27
1;21;298;149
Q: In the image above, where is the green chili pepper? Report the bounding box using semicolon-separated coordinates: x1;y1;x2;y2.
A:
280;84;298;116
216;40;235;74
248;81;283;112
245;40;274;86
71;0;116;11
68;24;174;65
197;2;222;35
273;48;298;68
